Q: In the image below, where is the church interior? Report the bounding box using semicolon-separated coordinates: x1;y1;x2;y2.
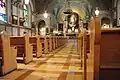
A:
0;0;120;80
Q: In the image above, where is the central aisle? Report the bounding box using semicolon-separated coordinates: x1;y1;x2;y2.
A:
0;40;83;80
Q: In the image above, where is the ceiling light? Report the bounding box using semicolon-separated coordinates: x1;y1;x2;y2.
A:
75;29;78;33
95;7;100;16
25;0;30;4
43;11;48;18
68;29;72;33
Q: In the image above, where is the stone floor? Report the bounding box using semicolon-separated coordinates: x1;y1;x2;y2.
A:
0;40;84;80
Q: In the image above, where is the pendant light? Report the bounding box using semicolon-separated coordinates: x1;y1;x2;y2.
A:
25;0;30;4
43;11;48;18
95;7;100;16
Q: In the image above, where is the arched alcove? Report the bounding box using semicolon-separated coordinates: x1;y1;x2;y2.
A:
101;17;111;28
37;20;46;35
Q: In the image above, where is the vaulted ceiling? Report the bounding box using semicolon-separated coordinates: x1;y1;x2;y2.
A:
32;0;113;12
32;0;114;21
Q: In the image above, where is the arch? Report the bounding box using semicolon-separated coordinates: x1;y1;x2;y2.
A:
30;0;34;12
101;17;110;25
57;6;86;22
37;19;46;35
38;20;46;29
101;17;111;28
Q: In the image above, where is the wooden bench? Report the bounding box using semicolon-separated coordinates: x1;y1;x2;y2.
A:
100;28;120;80
40;37;48;53
51;37;56;50
0;31;17;76
29;36;42;58
57;37;64;47
10;34;33;64
47;37;52;52
55;37;58;48
86;17;120;80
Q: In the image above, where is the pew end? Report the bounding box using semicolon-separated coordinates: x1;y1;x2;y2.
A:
0;31;17;76
29;36;42;58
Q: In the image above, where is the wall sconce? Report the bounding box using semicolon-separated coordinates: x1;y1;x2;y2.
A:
95;7;100;16
25;0;30;4
43;11;48;18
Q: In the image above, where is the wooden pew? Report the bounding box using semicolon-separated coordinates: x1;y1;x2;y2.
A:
100;28;120;80
77;32;84;57
39;36;68;54
0;31;17;76
57;36;65;47
10;34;33;64
55;37;58;48
86;33;90;53
77;29;88;80
85;17;101;80
47;37;52;52
51;37;56;50
40;37;48;53
29;36;42;58
86;17;120;80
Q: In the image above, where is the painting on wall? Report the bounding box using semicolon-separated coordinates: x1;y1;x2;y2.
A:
67;12;79;33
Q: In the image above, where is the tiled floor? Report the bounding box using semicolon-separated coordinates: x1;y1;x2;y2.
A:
0;40;84;80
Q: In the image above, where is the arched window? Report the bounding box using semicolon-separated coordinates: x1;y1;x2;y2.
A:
0;0;7;22
24;4;29;27
23;0;32;28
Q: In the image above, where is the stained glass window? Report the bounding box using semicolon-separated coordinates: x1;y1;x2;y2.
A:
24;5;28;27
0;0;6;22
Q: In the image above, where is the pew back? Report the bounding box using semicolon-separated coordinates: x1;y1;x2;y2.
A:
10;35;33;64
29;36;42;57
100;28;120;80
87;17;120;80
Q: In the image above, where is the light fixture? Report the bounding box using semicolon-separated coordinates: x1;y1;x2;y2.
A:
68;29;72;33
53;30;58;34
43;11;48;18
95;7;100;16
72;27;74;31
63;0;72;14
75;29;78;33
25;0;30;4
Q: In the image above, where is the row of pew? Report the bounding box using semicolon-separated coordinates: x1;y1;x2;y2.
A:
77;17;120;80
0;32;68;76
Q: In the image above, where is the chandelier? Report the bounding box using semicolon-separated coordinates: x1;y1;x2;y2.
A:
63;0;72;14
